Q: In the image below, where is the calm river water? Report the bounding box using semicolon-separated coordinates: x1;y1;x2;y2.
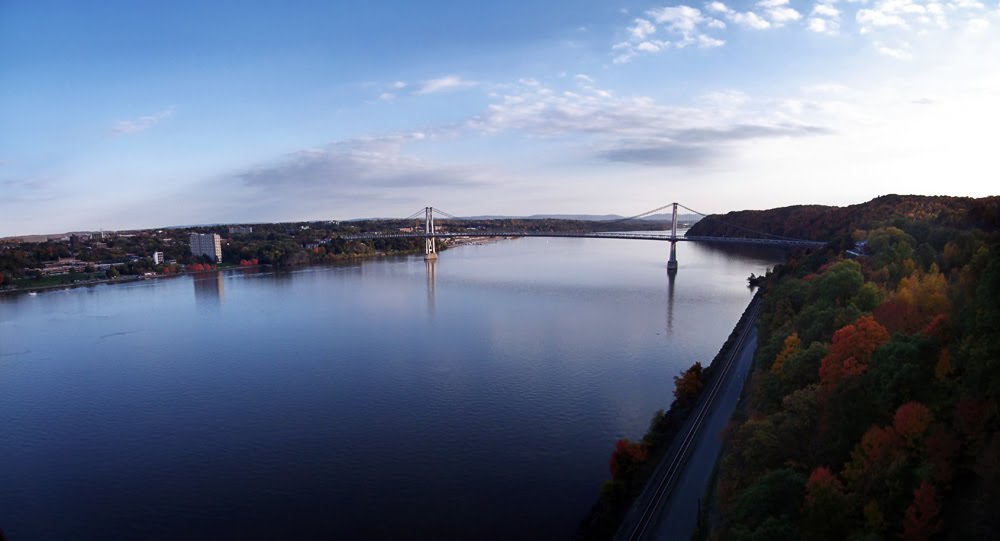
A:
0;235;785;539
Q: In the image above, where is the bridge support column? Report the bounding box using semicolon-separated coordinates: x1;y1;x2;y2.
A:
424;206;438;260
667;202;679;273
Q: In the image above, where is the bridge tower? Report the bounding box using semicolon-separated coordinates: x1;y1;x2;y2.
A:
667;202;678;273
424;207;438;260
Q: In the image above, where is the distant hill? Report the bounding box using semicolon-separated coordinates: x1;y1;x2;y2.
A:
686;194;1000;241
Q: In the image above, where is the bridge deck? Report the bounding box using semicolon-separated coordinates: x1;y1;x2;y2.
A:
339;231;826;248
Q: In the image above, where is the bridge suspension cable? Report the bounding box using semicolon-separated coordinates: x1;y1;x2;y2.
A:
431;208;457;219
402;209;427;221
604;203;678;225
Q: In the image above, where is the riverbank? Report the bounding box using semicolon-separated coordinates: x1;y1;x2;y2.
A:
578;290;762;540
0;236;516;296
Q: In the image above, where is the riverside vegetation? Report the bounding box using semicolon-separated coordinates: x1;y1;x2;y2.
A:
701;195;1000;539
577;296;765;539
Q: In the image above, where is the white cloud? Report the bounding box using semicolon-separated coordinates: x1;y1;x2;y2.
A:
415;75;478;95
708;1;772;29
466;79;829;167
874;39;914;59
808;16;841;32
808;1;842;34
108;106;175;137
614;4;727;61
730;10;773;28
391;81;408;89
378;92;396;102
234;132;490;204
966;17;990;33
813;4;841;17
630;18;658;39
802;82;851;94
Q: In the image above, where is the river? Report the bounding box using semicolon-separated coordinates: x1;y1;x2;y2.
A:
0;235;785;539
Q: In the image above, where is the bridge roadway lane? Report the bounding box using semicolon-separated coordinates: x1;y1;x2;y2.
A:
651;327;758;540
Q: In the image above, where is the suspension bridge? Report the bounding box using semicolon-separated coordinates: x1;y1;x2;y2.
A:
340;203;827;271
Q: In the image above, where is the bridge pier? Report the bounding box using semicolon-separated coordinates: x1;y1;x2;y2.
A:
424;206;438;260
667;202;679;273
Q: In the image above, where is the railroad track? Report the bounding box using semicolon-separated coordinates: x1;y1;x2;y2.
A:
619;297;762;541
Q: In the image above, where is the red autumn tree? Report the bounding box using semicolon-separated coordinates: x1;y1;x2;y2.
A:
609;438;648;479
893;401;933;445
901;481;943;540
820;316;891;388
803;467;851;540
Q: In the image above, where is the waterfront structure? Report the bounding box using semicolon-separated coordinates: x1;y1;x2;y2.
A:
344;202;825;271
152;252;164;265
189;233;222;262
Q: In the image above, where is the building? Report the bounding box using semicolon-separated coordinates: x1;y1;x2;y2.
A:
189;233;222;262
228;225;253;234
152;251;164;265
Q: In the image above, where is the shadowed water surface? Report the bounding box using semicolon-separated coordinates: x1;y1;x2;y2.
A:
0;236;785;539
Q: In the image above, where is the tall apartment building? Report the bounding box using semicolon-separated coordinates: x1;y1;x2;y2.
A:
152;251;164;265
189;233;222;262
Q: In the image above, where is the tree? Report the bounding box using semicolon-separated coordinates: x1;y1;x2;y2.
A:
608;439;648;479
674;362;704;405
893;402;933;445
820;316;891;388
901;481;943;540
803;467;852;540
771;332;801;375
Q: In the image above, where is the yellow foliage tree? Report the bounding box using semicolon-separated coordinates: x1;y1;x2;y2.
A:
896;264;951;325
771;332;801;375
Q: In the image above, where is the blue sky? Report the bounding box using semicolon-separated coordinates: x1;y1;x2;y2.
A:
2;0;998;235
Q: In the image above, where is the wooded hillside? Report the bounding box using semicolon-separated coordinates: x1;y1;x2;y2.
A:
708;197;1000;539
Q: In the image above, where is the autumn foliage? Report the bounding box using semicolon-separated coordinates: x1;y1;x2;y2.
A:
901;481;943;541
673;362;704;405
608;439;648;479
709;208;1000;539
819;316;890;388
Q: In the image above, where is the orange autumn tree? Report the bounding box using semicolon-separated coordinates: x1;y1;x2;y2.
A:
819;316;891;388
771;332;801;375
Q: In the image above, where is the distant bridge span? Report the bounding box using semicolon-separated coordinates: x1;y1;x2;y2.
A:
337;204;827;272
342;230;827;248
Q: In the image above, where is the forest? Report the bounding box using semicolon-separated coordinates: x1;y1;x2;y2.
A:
687;194;1000;243
706;195;1000;539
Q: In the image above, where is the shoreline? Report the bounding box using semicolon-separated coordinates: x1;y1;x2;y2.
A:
0;236;514;296
578;290;762;539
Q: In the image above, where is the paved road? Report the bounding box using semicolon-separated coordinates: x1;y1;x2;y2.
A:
651;328;758;540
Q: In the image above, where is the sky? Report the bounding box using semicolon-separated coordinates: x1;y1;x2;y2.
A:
1;0;998;236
